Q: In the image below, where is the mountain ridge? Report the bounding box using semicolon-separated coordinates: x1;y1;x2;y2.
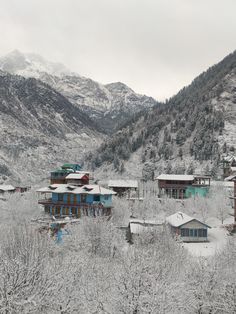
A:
0;50;158;134
87;50;236;179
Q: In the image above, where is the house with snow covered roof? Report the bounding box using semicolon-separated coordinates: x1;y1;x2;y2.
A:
156;174;210;199
127;218;164;243
0;185;16;194
50;164;83;184
37;184;116;218
221;155;236;178
108;180;138;197
65;172;89;186
166;212;211;242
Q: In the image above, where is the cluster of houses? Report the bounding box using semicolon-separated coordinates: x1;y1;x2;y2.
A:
37;163;116;218
128;212;211;243
0;184;30;197
36;162;236;244
156;174;211;199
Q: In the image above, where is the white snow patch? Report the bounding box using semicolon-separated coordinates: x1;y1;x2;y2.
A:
182;227;229;257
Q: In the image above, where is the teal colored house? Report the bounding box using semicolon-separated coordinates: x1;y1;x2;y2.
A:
61;164;82;171
156;174;211;199
50;164;82;184
185;186;210;198
37;184;116;218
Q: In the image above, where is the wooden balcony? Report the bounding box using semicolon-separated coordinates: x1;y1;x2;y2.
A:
38;198;110;208
158;182;191;189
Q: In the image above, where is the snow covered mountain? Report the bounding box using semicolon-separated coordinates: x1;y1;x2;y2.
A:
0;70;103;184
0;50;158;134
88;50;236;179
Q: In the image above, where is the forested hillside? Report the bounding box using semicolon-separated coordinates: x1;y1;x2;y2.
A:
0;71;103;183
88;51;236;178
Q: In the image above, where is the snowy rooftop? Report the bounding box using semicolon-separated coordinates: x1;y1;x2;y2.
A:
224;174;236;181
166;212;210;228
108;180;138;188
156;174;194;181
129;218;164;234
37;184;116;195
222;155;236;162
65;173;87;180
0;185;15;191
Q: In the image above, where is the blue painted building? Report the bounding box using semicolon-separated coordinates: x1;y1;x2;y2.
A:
37;184;116;217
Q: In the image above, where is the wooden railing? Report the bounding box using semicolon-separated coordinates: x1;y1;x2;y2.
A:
38;199;109;208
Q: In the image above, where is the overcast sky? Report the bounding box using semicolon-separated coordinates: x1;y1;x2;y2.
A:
0;0;236;100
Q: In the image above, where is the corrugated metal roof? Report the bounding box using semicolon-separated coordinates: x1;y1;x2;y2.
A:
108;180;138;188
156;174;194;181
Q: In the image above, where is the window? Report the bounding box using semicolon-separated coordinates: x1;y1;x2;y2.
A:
181;228;189;237
104;195;109;200
198;229;207;237
94;195;100;202
81;194;86;203
58;194;63;201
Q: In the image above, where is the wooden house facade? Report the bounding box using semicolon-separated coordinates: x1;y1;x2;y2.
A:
50;164;83;184
156;174;210;199
166;212;211;242
108;180;138;197
37;184;116;218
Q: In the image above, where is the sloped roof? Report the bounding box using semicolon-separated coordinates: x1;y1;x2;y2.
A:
108;180;138;188
224;174;236;181
129;219;164;234
65;173;87;180
37;184;116;195
166;212;211;228
156;174;194;181
0;185;15;191
62;163;81;169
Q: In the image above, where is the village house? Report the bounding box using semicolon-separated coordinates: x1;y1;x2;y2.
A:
166;212;211;242
156;174;211;199
65;172;90;186
108;180;138;197
221;155;236;179
37;184;116;217
0;185;16;194
50;163;82;184
127;218;164;243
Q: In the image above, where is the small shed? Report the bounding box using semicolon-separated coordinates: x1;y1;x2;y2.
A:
0;185;16;194
166;212;211;242
128;218;164;243
108;180;138;197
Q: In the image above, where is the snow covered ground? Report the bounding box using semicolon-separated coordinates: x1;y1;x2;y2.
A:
183;216;234;257
182;227;229;257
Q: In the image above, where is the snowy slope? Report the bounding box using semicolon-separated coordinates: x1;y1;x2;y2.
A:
0;71;103;184
89;50;236;179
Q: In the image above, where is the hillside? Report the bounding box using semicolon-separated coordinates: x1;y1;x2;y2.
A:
0;50;158;134
88;50;236;179
0;71;103;184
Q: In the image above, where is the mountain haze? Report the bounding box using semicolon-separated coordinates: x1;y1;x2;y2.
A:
0;50;158;134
